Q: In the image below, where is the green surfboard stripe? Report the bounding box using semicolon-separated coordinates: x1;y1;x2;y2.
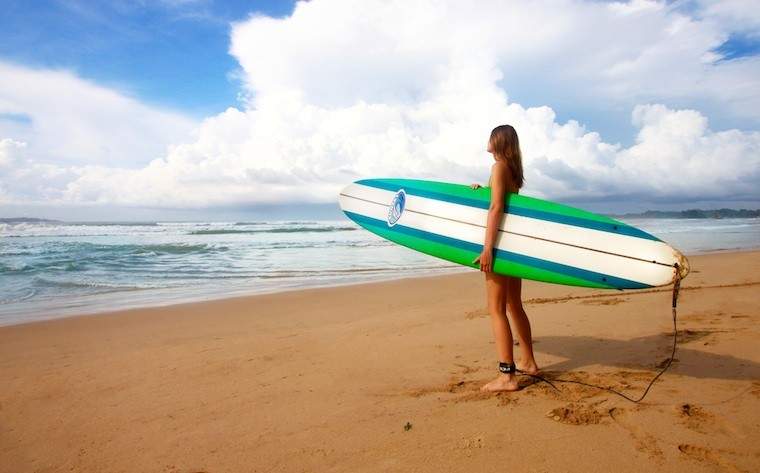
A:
372;178;626;225
356;215;614;289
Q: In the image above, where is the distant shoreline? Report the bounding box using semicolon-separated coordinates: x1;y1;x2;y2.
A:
3;207;760;225
0;217;63;224
611;209;760;219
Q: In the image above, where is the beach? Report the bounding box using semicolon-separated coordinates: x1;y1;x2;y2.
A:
1;249;759;472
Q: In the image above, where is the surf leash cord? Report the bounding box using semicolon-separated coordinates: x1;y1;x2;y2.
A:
517;262;682;403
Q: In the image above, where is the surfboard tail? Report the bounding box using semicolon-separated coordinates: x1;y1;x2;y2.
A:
674;250;690;282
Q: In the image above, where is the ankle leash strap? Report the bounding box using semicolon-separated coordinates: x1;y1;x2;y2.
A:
498;362;516;374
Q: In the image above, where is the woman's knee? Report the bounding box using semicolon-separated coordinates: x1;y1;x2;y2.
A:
507;301;525;317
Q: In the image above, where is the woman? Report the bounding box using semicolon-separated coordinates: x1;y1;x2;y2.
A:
471;125;539;392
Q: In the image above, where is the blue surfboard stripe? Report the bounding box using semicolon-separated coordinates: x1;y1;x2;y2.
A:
344;210;652;289
357;179;660;242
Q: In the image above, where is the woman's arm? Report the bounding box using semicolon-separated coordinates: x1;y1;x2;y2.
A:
484;163;507;249
473;162;509;272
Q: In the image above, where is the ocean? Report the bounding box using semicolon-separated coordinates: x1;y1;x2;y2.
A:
1;217;758;325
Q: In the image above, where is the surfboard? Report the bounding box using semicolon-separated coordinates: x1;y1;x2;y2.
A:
338;178;690;289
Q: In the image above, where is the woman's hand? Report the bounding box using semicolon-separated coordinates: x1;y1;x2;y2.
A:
473;246;494;272
470;183;482;189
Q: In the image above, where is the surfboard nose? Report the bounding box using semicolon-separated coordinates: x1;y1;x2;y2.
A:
337;183;356;212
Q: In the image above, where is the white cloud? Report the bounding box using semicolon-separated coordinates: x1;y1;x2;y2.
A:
0;138;25;168
1;0;759;210
231;0;760;121
0;61;197;167
0;138;80;204
696;0;760;38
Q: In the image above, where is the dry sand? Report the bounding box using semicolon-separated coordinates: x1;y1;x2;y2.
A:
1;250;759;473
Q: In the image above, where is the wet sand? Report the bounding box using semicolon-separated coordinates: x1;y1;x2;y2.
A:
1;250;759;472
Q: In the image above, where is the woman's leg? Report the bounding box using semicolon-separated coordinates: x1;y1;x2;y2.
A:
505;276;539;373
480;271;519;392
486;272;514;363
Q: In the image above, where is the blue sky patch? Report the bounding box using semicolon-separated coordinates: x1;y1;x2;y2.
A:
714;33;760;61
0;112;33;124
0;0;296;117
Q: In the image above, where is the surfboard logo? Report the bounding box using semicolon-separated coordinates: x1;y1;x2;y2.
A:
387;189;406;227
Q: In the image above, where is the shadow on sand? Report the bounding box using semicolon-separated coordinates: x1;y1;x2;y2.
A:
534;331;760;381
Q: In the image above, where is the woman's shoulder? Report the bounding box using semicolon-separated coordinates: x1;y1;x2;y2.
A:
490;161;511;180
491;161;518;192
490;161;508;178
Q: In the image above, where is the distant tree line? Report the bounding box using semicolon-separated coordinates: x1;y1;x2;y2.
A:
613;209;760;219
0;217;62;224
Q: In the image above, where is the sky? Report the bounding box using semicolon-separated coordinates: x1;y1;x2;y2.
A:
0;0;759;221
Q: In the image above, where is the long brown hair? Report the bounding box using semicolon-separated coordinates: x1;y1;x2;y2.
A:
489;124;524;189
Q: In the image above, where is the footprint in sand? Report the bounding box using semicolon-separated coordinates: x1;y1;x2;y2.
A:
545;402;605;425
464;308;489;319
751;381;760;398
609;407;664;462
678;443;716;460
677;444;743;472
676;403;715;434
579;297;628;306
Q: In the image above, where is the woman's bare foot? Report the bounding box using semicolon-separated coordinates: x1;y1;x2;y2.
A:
480;373;519;392
516;361;539;375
